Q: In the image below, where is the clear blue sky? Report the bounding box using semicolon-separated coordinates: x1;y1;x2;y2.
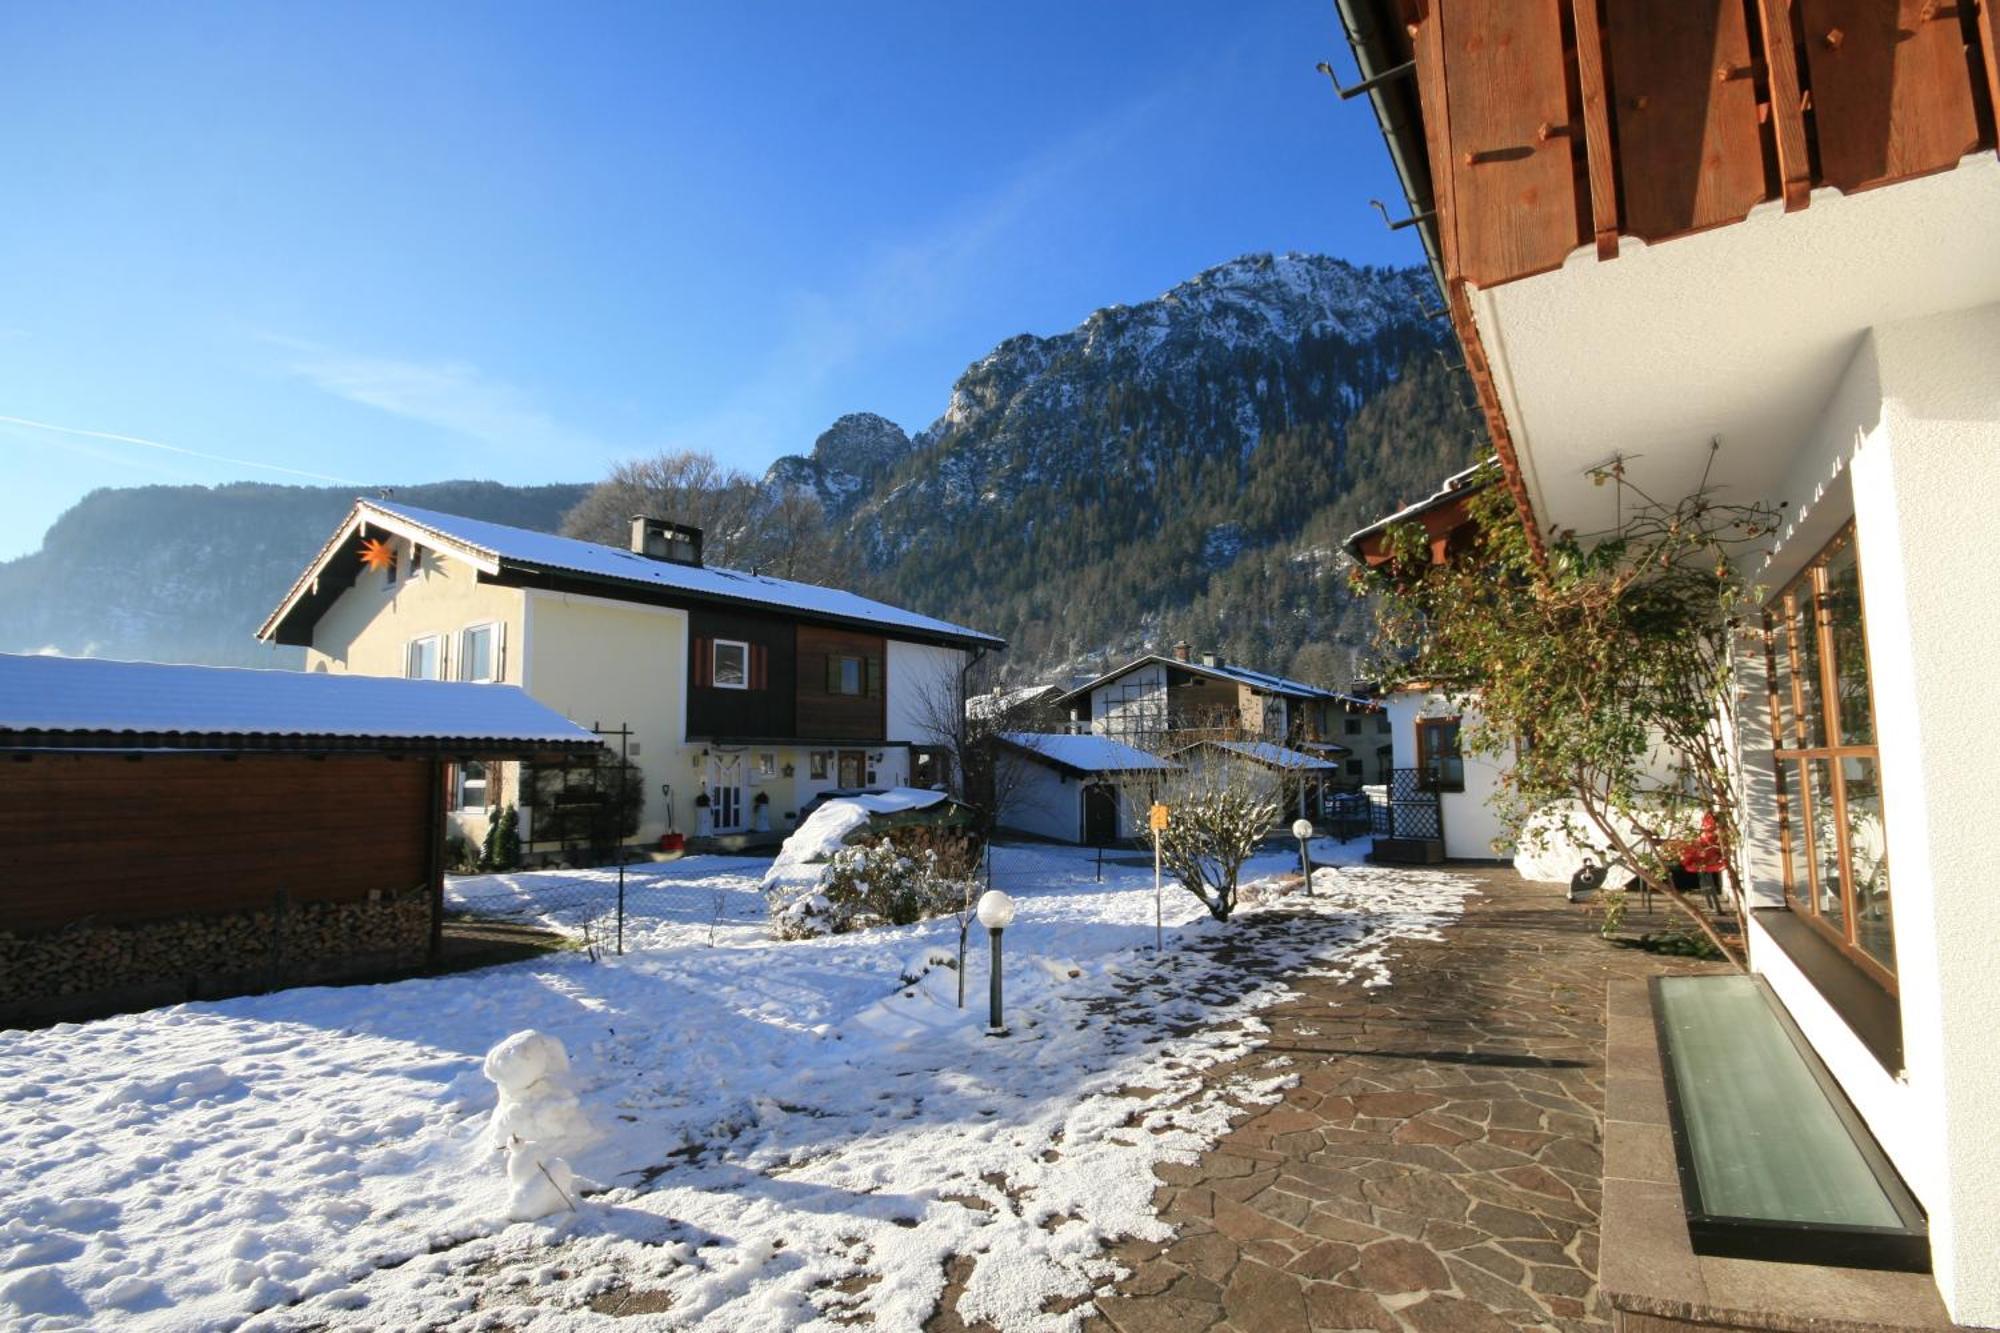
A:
0;2;1424;560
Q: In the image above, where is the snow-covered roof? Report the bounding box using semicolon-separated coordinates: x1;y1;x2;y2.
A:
996;732;1179;776
1058;653;1345;705
0;653;602;752
261;499;1004;650
966;683;1064;721
1178;739;1344;772
1344;458;1498;554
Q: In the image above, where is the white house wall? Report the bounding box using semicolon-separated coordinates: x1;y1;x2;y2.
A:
1384;694;1511;860
1090;664;1165;735
886;640;964;746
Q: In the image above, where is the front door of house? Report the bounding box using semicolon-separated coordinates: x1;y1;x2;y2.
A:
838;750;867;788
1082;783;1120;846
709;753;746;832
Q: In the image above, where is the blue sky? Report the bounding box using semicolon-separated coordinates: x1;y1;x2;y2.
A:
0;2;1425;560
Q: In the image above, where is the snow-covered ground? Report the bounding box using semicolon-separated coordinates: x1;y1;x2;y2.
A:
0;838;1471;1332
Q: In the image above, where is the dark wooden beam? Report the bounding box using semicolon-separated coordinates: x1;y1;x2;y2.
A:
1571;0;1622;258
1757;0;1815;209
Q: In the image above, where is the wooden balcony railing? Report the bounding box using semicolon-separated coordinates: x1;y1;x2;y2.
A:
1360;0;1999;291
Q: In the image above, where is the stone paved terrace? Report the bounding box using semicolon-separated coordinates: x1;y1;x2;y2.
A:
1085;869;1722;1333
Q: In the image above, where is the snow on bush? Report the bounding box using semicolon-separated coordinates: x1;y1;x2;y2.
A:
483;1030;593;1221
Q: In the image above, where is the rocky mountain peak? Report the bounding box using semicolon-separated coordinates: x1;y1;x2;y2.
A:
763;412;914;518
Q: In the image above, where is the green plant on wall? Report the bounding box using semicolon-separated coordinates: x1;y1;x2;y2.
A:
1356;456;1780;966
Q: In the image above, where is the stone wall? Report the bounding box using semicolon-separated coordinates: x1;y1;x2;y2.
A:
0;889;433;1027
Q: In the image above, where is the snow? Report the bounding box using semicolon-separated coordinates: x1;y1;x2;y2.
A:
1186;738;1344;772
363;500;1003;647
484;1032;593;1221
0;652;598;746
997;732;1178;774
0;839;1471;1332
759;787;951;903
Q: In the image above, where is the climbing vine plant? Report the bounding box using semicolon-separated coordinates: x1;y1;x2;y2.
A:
1357;459;1781;965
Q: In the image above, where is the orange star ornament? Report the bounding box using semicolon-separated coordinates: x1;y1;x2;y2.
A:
358;537;396;572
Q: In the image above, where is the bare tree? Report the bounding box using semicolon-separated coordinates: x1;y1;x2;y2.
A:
562;451;765;566
1141;763;1281;922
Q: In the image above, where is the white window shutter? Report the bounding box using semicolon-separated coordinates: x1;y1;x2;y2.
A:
495;620;507;683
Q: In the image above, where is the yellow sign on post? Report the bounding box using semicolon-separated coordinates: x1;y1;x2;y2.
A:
1149;804;1168;954
1148;803;1169;832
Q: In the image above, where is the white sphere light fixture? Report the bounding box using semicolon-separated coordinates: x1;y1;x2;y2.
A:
1291;818;1315;841
977;889;1017;931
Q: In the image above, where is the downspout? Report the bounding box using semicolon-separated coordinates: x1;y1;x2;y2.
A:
1332;0;1445;303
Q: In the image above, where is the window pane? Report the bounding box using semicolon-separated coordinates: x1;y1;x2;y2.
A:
1822;542;1874;746
1766;613;1796;750
1840;757;1894;970
714;642;747;687
408;638;440;680
1805;757;1844;933
462;626;493;682
838;657;862;695
1791;590;1826;748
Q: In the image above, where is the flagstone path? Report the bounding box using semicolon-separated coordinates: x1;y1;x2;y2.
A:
1085;870;1721;1333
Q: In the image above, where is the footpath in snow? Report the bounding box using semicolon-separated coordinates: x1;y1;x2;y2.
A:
0;839;1471;1332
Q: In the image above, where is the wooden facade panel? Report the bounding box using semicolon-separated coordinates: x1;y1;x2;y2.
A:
0;755;431;932
1604;0;1769;239
1799;0;1984;192
795;625;886;742
1438;0;1584;286
685;608;798;741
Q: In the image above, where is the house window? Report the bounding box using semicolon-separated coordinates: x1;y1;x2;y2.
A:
827;653;865;696
712;639;750;690
454;761;490;811
1346;758;1363;778
754;752;777;780
1344;717;1362;736
1415;717;1464;792
911;745;949;790
838;750;866;787
460;623;500;683
809;751;830;781
406;634;443;680
1767;521;1895;985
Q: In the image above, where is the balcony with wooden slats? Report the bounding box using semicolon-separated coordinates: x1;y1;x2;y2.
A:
1381;0;1998;293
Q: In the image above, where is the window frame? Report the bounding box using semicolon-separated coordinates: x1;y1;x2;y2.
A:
454;760;491;812
827;653;866;697
1414;716;1465;793
406;633;444;681
1764;520;1897;992
459;621;501;684
711;638;751;691
809;751;830;781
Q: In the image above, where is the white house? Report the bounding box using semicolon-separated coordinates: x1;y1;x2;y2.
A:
1059;643;1356;753
1340;3;2000;1317
1377;688;1510;863
1167;738;1345;825
993;732;1177;846
258;500;1003;854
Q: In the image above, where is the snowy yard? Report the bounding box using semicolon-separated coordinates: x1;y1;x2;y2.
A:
0;839;1471;1332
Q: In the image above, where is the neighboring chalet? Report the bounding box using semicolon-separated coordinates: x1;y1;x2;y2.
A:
0;653;599;1024
1168;738;1344;824
992;732;1177;846
259;501;1003;853
1058;643;1378;776
1342;1;2000;1323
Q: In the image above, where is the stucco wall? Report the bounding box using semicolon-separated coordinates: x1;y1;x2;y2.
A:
1846;303;2000;1324
885;640;964;745
1090;664;1165;735
1383;693;1512;860
522;590;687;844
1000;757;1081;843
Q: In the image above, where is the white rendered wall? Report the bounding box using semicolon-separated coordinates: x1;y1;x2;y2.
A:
886;640;964;745
1384;693;1512;860
999;757;1082;843
1845;304;2000;1325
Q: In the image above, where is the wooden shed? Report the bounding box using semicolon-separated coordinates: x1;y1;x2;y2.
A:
0;653;600;1026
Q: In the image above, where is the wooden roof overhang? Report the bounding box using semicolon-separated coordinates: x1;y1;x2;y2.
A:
1346;461;1493;570
1336;0;2000;559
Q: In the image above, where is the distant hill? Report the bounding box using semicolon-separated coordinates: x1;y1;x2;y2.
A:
0;481;589;666
3;252;1481;684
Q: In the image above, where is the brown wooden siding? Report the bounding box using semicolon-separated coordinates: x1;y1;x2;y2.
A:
1393;0;1998;291
796;625;886;741
0;754;432;933
685;608;798;740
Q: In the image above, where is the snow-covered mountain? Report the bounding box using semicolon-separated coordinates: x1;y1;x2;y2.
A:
763;412;914;519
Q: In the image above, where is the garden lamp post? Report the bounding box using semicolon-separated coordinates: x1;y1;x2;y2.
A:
1292;818;1315;894
977;889;1016;1035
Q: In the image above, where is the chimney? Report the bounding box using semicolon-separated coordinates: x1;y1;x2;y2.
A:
1171;640;1192;662
629;515;704;566
1201;650;1223;669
